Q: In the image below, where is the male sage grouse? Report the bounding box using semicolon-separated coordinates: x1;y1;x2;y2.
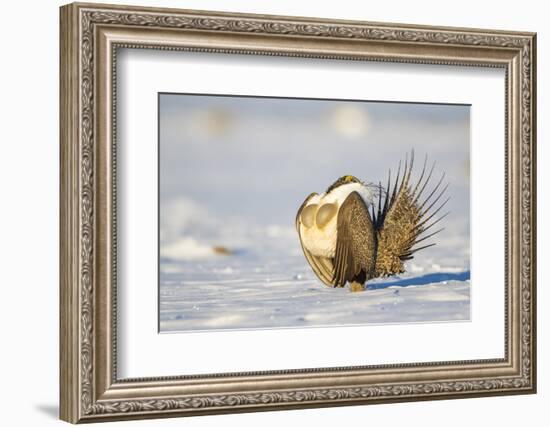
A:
296;152;449;292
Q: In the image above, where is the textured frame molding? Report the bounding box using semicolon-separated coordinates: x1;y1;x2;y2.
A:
60;2;536;423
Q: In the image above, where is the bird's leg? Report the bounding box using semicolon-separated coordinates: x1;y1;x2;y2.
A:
349;282;366;292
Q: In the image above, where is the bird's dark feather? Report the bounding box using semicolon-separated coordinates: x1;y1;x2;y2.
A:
333;192;377;287
374;151;449;277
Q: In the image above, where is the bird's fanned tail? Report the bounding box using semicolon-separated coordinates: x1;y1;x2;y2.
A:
373;151;450;277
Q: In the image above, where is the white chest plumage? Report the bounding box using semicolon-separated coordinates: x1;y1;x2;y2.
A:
299;183;374;258
300;216;339;258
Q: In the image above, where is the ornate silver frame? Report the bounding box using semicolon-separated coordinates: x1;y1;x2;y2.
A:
60;2;537;423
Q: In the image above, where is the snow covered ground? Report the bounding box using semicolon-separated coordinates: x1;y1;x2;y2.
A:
159;222;470;333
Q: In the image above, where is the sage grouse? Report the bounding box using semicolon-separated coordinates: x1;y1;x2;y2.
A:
296;152;449;292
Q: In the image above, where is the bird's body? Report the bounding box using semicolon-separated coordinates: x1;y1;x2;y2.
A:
298;182;374;258
296;153;448;291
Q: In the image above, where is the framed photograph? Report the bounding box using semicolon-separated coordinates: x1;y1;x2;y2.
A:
60;2;537;423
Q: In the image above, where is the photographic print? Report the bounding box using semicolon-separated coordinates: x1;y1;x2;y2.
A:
60;5;536;420
159;94;470;333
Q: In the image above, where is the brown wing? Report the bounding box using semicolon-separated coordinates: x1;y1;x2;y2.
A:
333;191;377;287
296;193;335;287
374;151;449;277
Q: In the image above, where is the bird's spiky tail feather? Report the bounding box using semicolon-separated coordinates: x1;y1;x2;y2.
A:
372;151;450;277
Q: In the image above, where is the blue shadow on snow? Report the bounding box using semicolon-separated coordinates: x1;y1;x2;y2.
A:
366;271;470;290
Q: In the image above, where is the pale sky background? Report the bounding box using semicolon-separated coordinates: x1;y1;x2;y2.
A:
159;93;469;251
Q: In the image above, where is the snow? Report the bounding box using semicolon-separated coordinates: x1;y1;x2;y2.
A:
159;224;470;333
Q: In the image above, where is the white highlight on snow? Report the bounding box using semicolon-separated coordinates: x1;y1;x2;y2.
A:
161;237;214;260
